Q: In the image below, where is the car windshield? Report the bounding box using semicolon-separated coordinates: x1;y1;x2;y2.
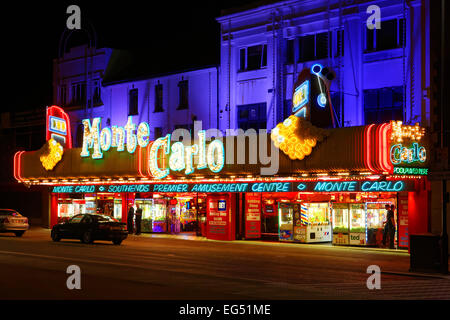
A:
95;215;118;222
0;210;20;216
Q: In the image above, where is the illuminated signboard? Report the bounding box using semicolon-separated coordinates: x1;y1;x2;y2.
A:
393;167;428;175
51;180;414;193
49;116;67;135
292;80;309;117
388;121;427;172
80;116;225;179
46;105;72;148
390;143;426;165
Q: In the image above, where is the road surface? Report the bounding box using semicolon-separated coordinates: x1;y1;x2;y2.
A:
0;228;449;300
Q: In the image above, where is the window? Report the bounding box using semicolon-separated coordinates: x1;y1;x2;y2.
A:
286;39;294;64
154;84;163;112
316;32;331;60
237;103;267;131
129;88;138;115
59;86;66;106
239;44;267;71
177;80;188;110
335;29;344;57
154;127;163;139
298;35;315;62
69;214;84;224
93;81;101;105
364;86;404;124
298;32;332;62
365;18;405;52
330;92;344;126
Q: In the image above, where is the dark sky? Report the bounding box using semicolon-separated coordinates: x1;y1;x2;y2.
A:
3;0;258;113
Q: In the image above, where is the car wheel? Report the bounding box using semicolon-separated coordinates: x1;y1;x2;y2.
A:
112;239;123;245
51;229;61;242
81;231;93;244
14;231;25;237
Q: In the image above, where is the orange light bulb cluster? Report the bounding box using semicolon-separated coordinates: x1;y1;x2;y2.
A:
271;115;327;160
390;120;425;142
40;139;64;171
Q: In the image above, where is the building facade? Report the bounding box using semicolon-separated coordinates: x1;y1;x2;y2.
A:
216;0;430;132
34;0;446;254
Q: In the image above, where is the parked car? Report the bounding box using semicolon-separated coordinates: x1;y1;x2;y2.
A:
0;209;29;237
51;214;128;245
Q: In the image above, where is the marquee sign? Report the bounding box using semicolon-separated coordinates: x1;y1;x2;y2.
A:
80;116;225;179
50;179;415;194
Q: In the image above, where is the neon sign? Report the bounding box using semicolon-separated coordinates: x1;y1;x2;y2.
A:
80;117;225;178
292;80;309;117
390;142;426;165
361;181;405;192
393;167;428;175
51;180;414;194
46;105;72;148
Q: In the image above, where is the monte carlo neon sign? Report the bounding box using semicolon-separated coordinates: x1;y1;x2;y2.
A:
80;116;225;179
388;121;427;166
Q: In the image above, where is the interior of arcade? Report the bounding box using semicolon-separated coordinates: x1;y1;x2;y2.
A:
55;189;399;247
55;192;208;235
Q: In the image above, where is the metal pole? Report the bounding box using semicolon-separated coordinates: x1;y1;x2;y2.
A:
440;0;448;274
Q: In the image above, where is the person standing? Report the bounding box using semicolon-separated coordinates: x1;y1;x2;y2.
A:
127;203;134;234
135;203;143;235
382;204;396;249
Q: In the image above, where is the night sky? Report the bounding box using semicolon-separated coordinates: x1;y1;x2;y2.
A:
3;0;259;113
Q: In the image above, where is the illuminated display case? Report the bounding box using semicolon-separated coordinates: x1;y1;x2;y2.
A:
176;197;196;231
278;203;293;241
113;199;122;220
84;195;97;214
296;203;331;243
57;197;86;223
332;203;349;245
349;203;366;245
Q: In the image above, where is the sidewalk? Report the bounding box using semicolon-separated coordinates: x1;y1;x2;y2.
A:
32;226;408;253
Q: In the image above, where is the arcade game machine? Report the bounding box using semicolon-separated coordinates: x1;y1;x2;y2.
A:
349;203;366;245
167;199;180;234
279;202;294;241
332;203;350;245
294;203;332;243
113;197;122;221
365;201;392;246
84;195;97;214
176;197;196;232
151;199;168;233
